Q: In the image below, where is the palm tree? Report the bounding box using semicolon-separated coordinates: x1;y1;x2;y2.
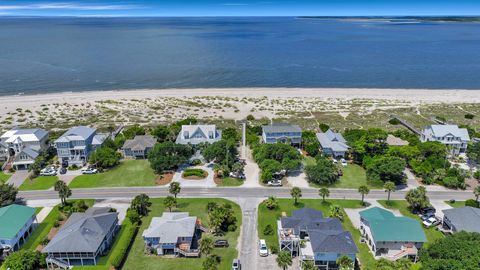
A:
163;196;176;212
358;185;370;205
264;196;278;210
131;193;151;216
276;251;292;270
336;255;354;270
169;182;181;199
290;187;302;205
54;180;71;206
199;236;214;256
384;181;396;202
319;187;330;203
302;260;316;270
474;186;480;202
329;204;344;221
202;254;220;270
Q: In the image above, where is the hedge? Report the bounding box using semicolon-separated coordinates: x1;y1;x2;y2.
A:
182;168;207;178
109;221;138;268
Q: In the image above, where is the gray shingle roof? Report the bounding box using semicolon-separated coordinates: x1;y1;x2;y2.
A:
43;207;118;253
142;212;197;244
55;126;96;143
442;207;480;233
262;123;302;134
316;129;349;152
281;208;358;254
123;135;156;151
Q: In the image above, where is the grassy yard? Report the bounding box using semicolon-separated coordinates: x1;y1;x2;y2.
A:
309;163;384;189
122;198;242;270
216;177;244;187
0;171;11;184
257;199;377;269
377;200;444;247
445;200;465;208
19;176;58;191
21;199;95;251
69;160;156;188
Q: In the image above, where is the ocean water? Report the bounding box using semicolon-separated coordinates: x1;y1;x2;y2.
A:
0;17;480;95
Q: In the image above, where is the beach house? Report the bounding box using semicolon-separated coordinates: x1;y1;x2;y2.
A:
0;204;37;254
54;126;106;167
359;207;426;261
43;207;118;268
175;125;221;145
122;135;156;159
0;128;48;170
262;123;302;145
316;129;349;158
421;124;470;156
142;212;205;257
442;207;480;234
278;208;358;269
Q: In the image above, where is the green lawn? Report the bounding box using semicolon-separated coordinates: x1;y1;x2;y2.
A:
69;160;156;188
310;163;384;189
21;200;95;251
19;176;58;191
258;199;377;269
377;200;444;247
122;198;242;270
217;177;244;187
0;171;11;184
445;200;465;208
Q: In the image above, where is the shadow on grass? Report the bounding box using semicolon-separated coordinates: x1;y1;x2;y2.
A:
176;201;190;209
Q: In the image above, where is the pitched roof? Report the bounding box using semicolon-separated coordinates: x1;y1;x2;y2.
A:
142;212;197;244
55;126;96;143
123;135;156;151
281;208;358;254
262;123;302;134
428;125;470;141
43;207;118;253
360;207;426;242
316;129;349;152
20;147;39;159
0;204;36;239
386;134;409;146
92;134;108;145
1;128;48;143
442;207;480;233
175;125;221;145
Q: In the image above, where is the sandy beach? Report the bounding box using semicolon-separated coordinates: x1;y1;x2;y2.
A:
0;88;479;131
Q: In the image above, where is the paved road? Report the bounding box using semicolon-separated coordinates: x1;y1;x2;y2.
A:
18;186;474;202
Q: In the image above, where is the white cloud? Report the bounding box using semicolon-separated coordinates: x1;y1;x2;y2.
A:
0;2;140;11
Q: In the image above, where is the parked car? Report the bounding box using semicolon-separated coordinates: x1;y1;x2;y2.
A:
214;239;229;248
81;168;98;174
420;212;435;221
341;158;348;167
419;206;436;215
259;239;268;257
40;167;57;176
267;180;282;187
59;167;67;175
229;172;246;179
423;216;441;228
232;258;241;270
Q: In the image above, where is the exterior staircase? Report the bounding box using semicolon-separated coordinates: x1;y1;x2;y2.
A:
2;156;14;171
175;248;200;258
46;256;72;269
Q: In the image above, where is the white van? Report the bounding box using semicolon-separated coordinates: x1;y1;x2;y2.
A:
259;239;268;257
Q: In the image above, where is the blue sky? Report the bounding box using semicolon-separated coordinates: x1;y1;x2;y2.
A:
1;0;479;17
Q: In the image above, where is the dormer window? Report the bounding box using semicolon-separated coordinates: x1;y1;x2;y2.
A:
208;131;214;139
183;131;189;139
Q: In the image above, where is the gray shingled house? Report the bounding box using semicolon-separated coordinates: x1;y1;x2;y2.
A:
442;207;480;233
316;129;350;158
278;208;358;269
122;135;157;159
262;123;302;145
43;207;119;269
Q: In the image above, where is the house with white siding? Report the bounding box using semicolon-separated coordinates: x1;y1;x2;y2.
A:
0;128;48;170
421;124;470;156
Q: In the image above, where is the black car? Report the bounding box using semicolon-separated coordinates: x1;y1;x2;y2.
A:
214;239;229;248
59;167;67;174
420;206;436;215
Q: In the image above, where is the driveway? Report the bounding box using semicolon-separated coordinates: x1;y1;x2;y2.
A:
58;168;83;185
430;200;452;219
286;170;309;188
93;198;131;223
6;170;29;187
243;147;262;188
173;164;216;187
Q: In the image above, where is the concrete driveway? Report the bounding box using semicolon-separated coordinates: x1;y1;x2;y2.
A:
430;200;452;219
243;147;261;188
286;170;309;188
93;198;131;223
58;168;84;185
6;170;29;187
173;164;216;187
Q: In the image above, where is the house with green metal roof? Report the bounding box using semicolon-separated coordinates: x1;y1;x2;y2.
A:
359;207;426;262
0;204;37;253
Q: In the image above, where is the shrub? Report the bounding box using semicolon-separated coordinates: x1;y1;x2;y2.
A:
270;245;279;254
109;221;138;268
190;159;202;166
465;113;475;119
182;168;207;178
465;199;480;208
389;118;401;125
263;224;274;235
246;114;255;121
